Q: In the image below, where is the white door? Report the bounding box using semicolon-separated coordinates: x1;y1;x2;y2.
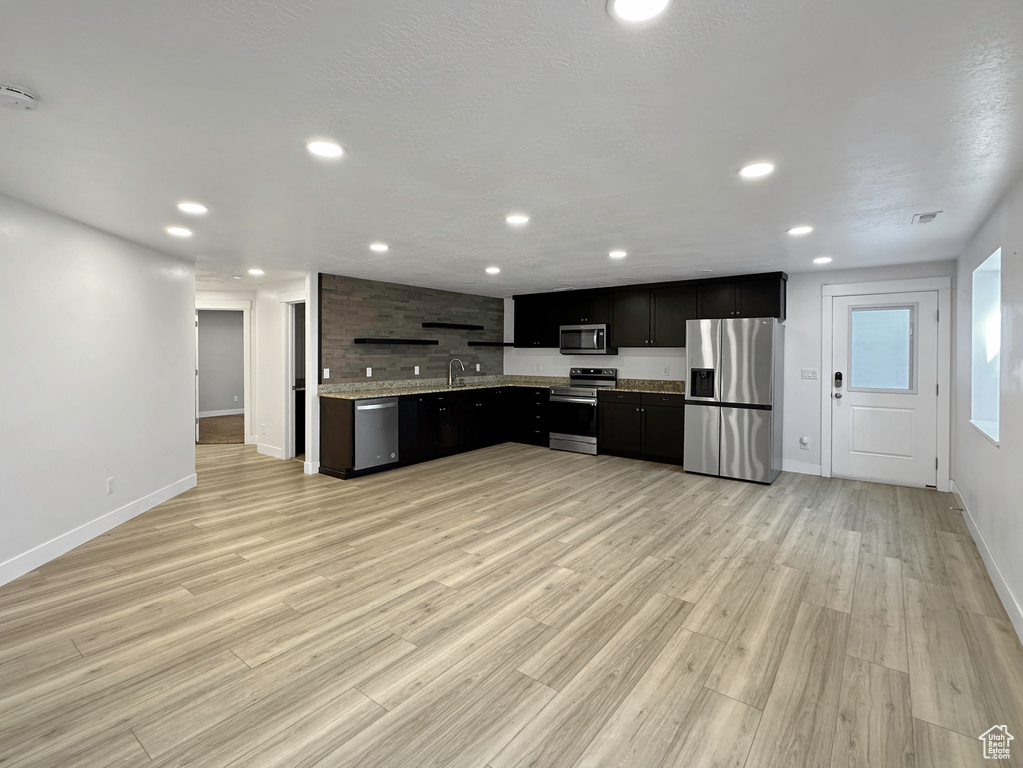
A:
831;291;938;487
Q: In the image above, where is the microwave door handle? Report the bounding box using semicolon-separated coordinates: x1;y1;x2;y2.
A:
593;329;600;349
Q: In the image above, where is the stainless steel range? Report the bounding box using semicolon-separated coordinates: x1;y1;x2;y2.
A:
549;367;618;455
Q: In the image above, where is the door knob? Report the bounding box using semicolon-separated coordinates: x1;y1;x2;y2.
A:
834;393;843;399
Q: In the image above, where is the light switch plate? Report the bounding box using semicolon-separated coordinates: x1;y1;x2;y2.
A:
366;367;372;377
476;363;481;371
801;369;819;380
414;366;420;375
323;368;330;379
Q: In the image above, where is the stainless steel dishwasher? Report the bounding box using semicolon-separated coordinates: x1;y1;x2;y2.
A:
354;397;399;470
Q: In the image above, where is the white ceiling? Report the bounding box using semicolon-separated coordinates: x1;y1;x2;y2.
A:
1;0;1021;297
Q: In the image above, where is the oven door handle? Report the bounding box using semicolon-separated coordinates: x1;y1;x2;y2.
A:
550;395;597;405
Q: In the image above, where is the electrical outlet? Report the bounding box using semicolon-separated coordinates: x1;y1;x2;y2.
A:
261;423;266;435
535;363;542;373
323;368;330;379
366;367;372;377
414;366;420;375
106;477;114;495
800;369;819;380
233;395;238;402
476;363;481;371
663;365;670;376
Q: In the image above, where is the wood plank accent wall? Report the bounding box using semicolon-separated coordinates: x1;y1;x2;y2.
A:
319;273;504;383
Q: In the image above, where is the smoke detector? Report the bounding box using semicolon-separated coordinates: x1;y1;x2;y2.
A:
0;84;38;110
912;211;942;224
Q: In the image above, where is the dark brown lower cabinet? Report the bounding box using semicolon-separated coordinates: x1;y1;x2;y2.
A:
598;391;685;464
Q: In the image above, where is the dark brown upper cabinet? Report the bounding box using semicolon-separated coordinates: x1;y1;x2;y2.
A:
513;294;559;348
550;289;610;326
611;284;697;347
697;277;786;320
514;272;785;349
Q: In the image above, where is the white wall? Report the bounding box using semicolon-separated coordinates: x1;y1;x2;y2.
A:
953;170;1023;638
253;278;307;460
0;193;196;586
502;298;687;380
781;260;955;475
197;310;245;415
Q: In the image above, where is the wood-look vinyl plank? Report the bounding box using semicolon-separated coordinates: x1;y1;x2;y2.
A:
334;617;559;768
899;515;950;586
518;555;678;690
803;529;861;614
217;688;386;768
360;571;566;709
774;507;830;572
492;593;691;768
658;521;752;603
657;687;762;768
681;538;778;641
904;577;986;737
133;629;415;759
705;563;809;709
911;718;986;768
861;484;901;559
743;602;850;768
2;445;1019;768
847;553;909;673
959;609;1023;742
571;629;723;768
938;533;1009;620
830;656;915;768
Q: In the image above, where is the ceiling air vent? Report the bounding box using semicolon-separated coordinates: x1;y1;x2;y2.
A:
0;84;38;110
912;211;942;224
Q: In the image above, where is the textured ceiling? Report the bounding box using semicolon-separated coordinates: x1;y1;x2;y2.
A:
1;0;1021;297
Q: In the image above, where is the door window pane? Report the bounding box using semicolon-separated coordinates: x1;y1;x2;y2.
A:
849;307;913;390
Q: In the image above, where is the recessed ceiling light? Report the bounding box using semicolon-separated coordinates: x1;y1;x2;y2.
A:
248;268;265;276
787;225;814;236
608;0;671;23
486;266;501;275
696;269;714;273
609;250;627;259
370;242;389;253
231;275;242;280
813;256;833;264
177;201;208;215
738;161;775;180
306;140;344;159
165;226;192;238
505;213;530;225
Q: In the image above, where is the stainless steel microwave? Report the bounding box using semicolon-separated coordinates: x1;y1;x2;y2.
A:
559;324;617;355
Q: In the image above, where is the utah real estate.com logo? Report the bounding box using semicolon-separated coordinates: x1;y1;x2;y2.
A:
979;725;1014;760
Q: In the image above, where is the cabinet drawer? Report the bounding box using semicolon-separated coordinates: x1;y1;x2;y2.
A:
641;392;685;408
599;390;642;405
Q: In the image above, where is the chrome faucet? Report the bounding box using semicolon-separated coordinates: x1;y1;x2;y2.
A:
448;358;465;387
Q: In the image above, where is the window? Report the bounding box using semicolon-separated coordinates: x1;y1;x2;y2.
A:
971;248;1001;442
849;306;915;391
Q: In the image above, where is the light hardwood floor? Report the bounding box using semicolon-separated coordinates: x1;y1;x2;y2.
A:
1;443;1021;767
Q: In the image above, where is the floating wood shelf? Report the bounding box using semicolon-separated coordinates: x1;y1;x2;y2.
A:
467;341;514;347
353;338;439;345
421;322;485;331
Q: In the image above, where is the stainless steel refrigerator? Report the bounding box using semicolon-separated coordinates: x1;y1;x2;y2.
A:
684;318;784;483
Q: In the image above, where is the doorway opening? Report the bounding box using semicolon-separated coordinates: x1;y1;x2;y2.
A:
291;302;306;460
196;309;246;445
820;277;951;490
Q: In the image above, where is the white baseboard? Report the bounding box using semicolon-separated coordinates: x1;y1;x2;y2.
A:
258;443;285;460
198;408;245;418
303;460;320;475
0;474;197;588
951;480;1023;643
781;459;822;476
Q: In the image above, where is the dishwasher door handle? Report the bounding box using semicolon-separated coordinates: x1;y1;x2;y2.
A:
356;402;398;411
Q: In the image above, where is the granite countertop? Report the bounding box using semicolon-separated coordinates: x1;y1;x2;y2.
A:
319;375;684;400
